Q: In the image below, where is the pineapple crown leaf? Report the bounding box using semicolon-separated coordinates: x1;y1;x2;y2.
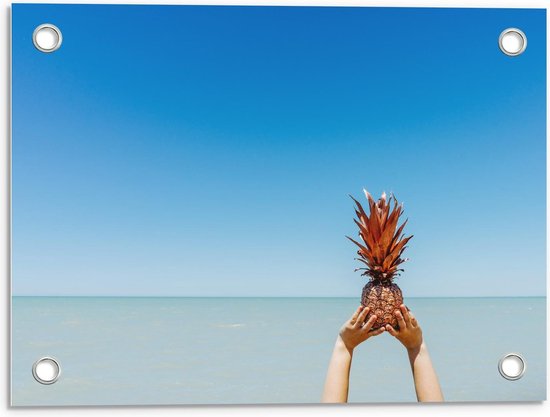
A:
348;190;412;281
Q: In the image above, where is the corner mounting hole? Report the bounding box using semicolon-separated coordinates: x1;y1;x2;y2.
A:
33;24;63;53
499;28;527;56
498;353;525;381
32;357;61;385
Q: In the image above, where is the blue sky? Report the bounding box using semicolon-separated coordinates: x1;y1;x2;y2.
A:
12;5;546;297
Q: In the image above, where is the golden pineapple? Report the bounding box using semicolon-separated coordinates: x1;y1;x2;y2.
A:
347;190;413;329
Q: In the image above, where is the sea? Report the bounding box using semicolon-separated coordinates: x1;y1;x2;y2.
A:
11;296;546;406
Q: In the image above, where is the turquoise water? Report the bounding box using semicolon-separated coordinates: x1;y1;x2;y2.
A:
11;297;546;406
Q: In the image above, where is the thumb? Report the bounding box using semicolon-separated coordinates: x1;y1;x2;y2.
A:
385;324;398;337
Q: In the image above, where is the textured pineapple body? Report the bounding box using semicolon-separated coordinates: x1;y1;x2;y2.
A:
361;280;403;330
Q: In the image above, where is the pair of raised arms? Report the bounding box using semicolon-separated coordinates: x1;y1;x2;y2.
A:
321;304;444;403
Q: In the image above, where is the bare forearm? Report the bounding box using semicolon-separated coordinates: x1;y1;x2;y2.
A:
322;336;353;403
407;342;444;402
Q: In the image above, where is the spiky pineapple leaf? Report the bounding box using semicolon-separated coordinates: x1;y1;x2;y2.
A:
348;191;412;281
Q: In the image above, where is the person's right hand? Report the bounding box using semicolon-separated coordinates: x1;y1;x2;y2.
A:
385;304;423;351
338;305;385;353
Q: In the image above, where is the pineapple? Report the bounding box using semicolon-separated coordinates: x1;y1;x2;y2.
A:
346;190;413;330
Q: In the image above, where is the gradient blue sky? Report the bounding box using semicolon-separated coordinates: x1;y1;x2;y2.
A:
12;5;546;296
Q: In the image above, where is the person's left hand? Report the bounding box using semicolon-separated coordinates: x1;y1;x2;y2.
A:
338;305;385;353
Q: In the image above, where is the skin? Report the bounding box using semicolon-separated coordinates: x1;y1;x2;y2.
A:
321;304;444;403
386;304;444;402
321;306;384;403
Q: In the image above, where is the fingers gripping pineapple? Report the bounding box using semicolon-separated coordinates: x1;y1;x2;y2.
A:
347;190;413;330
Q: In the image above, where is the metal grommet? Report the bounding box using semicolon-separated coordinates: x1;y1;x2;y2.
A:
32;357;61;385
32;23;63;53
498;353;526;381
498;28;527;56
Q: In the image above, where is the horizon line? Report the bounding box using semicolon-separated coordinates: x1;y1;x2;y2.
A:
11;295;547;299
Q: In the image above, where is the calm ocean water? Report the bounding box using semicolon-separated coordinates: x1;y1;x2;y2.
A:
11;296;546;406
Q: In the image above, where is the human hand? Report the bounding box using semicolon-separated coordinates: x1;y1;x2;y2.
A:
385;304;423;352
338;305;385;353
